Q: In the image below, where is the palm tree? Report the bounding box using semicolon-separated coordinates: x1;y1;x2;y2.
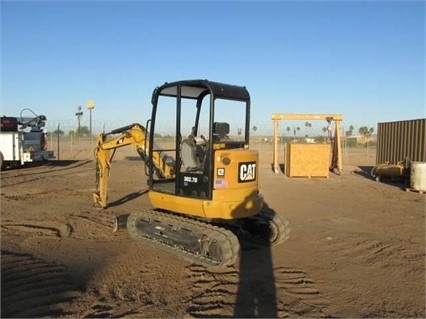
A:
345;125;354;137
358;126;375;155
358;126;374;138
304;122;312;136
292;127;300;142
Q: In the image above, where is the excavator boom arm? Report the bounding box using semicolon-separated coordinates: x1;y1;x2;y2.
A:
92;123;174;208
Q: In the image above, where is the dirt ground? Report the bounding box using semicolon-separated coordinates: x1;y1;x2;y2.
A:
1;144;425;318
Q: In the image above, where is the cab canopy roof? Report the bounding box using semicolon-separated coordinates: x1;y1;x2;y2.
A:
153;79;250;102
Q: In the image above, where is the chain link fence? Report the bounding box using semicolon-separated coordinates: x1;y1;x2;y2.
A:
47;133;376;166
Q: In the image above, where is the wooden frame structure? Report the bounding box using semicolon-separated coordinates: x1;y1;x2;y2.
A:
271;113;344;174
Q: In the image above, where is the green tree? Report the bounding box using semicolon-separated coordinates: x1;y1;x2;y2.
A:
359;126;375;154
52;129;64;136
345;125;354;137
304;122;312;134
346;137;358;147
76;126;90;137
316;135;326;143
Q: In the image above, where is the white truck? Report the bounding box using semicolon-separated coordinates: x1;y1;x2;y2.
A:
0;109;55;170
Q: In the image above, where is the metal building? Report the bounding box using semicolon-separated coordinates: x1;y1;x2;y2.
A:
376;118;426;165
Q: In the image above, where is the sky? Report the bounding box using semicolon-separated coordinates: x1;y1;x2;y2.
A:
1;0;425;135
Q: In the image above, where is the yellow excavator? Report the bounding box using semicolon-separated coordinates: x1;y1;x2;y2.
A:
93;79;290;268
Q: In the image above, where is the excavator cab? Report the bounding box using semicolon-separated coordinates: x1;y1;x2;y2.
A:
93;79;289;268
147;80;262;220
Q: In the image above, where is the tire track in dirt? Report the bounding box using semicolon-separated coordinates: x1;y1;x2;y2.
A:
68;210;118;240
184;264;240;318
183;258;330;318
1;221;73;239
1;250;82;318
321;233;425;317
1;190;90;200
74;242;190;318
325;234;425;271
273;266;330;318
1;210;116;242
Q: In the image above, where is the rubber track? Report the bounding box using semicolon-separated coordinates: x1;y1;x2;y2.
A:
127;209;240;269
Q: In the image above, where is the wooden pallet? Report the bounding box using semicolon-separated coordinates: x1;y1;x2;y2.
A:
405;187;425;194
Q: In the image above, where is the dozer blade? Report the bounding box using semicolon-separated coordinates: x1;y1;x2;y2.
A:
112;214;129;232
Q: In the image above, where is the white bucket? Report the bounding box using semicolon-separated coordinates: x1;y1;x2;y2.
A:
410;162;426;192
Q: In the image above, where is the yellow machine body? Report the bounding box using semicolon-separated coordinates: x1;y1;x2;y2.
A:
93;125;263;220
371;162;405;179
149;148;263;219
92;80;267;220
375;163;404;177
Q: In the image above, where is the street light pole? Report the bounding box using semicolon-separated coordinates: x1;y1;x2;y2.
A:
87;99;95;136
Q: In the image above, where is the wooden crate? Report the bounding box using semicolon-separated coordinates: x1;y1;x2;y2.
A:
285;143;330;178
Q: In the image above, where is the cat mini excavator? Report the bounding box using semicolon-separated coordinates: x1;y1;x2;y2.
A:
93;79;290;268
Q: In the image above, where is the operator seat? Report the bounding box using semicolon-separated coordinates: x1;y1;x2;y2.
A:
213;122;230;141
181;135;201;171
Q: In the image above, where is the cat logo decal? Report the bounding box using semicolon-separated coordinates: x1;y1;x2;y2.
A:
238;162;256;183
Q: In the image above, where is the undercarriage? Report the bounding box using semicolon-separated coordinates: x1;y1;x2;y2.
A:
123;208;290;269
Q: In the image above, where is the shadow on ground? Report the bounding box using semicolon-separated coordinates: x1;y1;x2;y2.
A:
108;189;149;208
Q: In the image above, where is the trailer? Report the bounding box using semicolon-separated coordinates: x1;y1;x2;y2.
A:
0;109;54;170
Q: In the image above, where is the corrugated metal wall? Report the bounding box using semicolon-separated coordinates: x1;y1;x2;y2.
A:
376;118;426;164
